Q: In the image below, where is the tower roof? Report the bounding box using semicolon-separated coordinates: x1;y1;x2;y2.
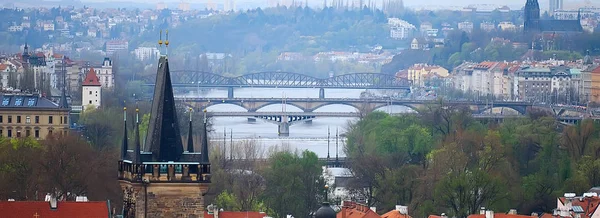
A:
82;68;101;86
144;56;185;161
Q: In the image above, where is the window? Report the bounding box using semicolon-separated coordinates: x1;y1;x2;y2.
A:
26;129;30;137
64;116;68;124
0;129;2;136
8;116;12;123
89;91;92;95
48;130;53;135
7;129;11;138
49;116;53;124
16;131;21;138
16;116;21;123
0;115;2;123
35;116;39;124
34;130;39;138
27;98;36;106
14;97;23;106
26;116;30;124
2;97;10;106
89;100;92;104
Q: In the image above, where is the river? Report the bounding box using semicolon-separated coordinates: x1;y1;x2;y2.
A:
176;88;414;158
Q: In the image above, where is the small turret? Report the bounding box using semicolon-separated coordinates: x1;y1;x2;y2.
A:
201;109;209;163
187;108;194;152
133;107;141;164
121;107;128;160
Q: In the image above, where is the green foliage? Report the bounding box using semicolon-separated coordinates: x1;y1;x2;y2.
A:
215;190;242;211
262;150;325;218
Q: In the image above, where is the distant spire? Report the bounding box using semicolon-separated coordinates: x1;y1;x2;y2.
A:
121;107;128;160
187;108;194;152
327;126;330;161
201;109;210;163
133;107;142;164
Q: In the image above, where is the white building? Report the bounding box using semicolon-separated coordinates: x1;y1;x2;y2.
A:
480;22;496;32
106;40;129;56
82;68;102;110
458;21;474;33
8;25;23;32
43;22;55;31
133;47;161;61
96;58;114;89
388;18;415;40
498;22;518;32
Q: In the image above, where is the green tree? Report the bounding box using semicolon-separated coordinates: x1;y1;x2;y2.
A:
262;150;324;218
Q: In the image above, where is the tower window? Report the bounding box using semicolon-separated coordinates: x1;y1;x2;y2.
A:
7;129;11;138
89;91;92;95
35;130;39;138
8;116;12;123
49;116;53;124
26;116;30;124
35;116;39;124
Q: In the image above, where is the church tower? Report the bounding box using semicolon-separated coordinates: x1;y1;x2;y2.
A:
524;0;540;32
118;34;211;217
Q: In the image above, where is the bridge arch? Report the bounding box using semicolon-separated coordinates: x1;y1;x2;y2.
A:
477;105;527;115
372;103;420;114
253;102;306;112
234;71;321;87
309;102;362;112
170;70;231;84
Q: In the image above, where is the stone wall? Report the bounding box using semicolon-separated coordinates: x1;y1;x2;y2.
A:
121;181;208;218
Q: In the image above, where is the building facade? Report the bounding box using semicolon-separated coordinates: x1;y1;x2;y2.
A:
0;94;70;139
82;68;102;110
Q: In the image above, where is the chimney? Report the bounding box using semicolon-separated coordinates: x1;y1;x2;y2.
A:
49;195;57;210
76;196;88;202
485;210;494;218
214;206;219;218
531;212;538;217
441;213;448;218
480;207;486;215
370;207;377;213
396;205;408;215
508;209;517;215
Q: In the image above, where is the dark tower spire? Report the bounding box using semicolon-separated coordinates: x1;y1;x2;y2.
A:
133;107;142;164
201;109;210;163
187;108;194;152
121;106;128;160
145;55;185;161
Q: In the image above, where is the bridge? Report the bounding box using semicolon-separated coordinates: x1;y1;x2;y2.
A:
223;157;349;169
148;71;411;98
175;96;533;115
178;97;534;115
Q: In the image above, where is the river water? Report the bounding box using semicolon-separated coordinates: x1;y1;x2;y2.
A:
176;88;414;158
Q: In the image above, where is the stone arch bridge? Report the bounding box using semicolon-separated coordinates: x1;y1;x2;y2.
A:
176;97;534;115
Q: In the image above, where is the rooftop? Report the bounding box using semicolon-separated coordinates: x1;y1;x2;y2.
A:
0;201;110;218
0;94;65;110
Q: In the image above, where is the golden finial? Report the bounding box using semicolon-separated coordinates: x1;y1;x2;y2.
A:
165;30;169;46
136;108;140;112
158;30;163;46
203;109;207;113
189;108;193;112
124;107;127;111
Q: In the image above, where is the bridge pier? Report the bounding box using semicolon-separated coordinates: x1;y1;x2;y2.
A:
319;88;325;99
247;117;256;123
228;87;234;99
278;122;290;136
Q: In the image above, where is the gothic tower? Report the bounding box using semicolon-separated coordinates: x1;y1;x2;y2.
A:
524;0;540;32
118;50;211;217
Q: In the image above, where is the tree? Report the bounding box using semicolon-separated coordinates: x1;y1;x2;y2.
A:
262;150;325;218
562;119;596;160
434;170;506;218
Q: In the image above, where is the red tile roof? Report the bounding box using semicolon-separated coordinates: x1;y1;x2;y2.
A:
558;196;600;218
204;211;268;218
591;66;600;75
468;214;536;218
83;68;101;86
337;201;380;218
381;210;413;218
0;64;7;71
0;201;109;218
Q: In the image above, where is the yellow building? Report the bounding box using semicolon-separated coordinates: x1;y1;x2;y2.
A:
0;94;70;139
590;66;600;103
407;64;449;87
